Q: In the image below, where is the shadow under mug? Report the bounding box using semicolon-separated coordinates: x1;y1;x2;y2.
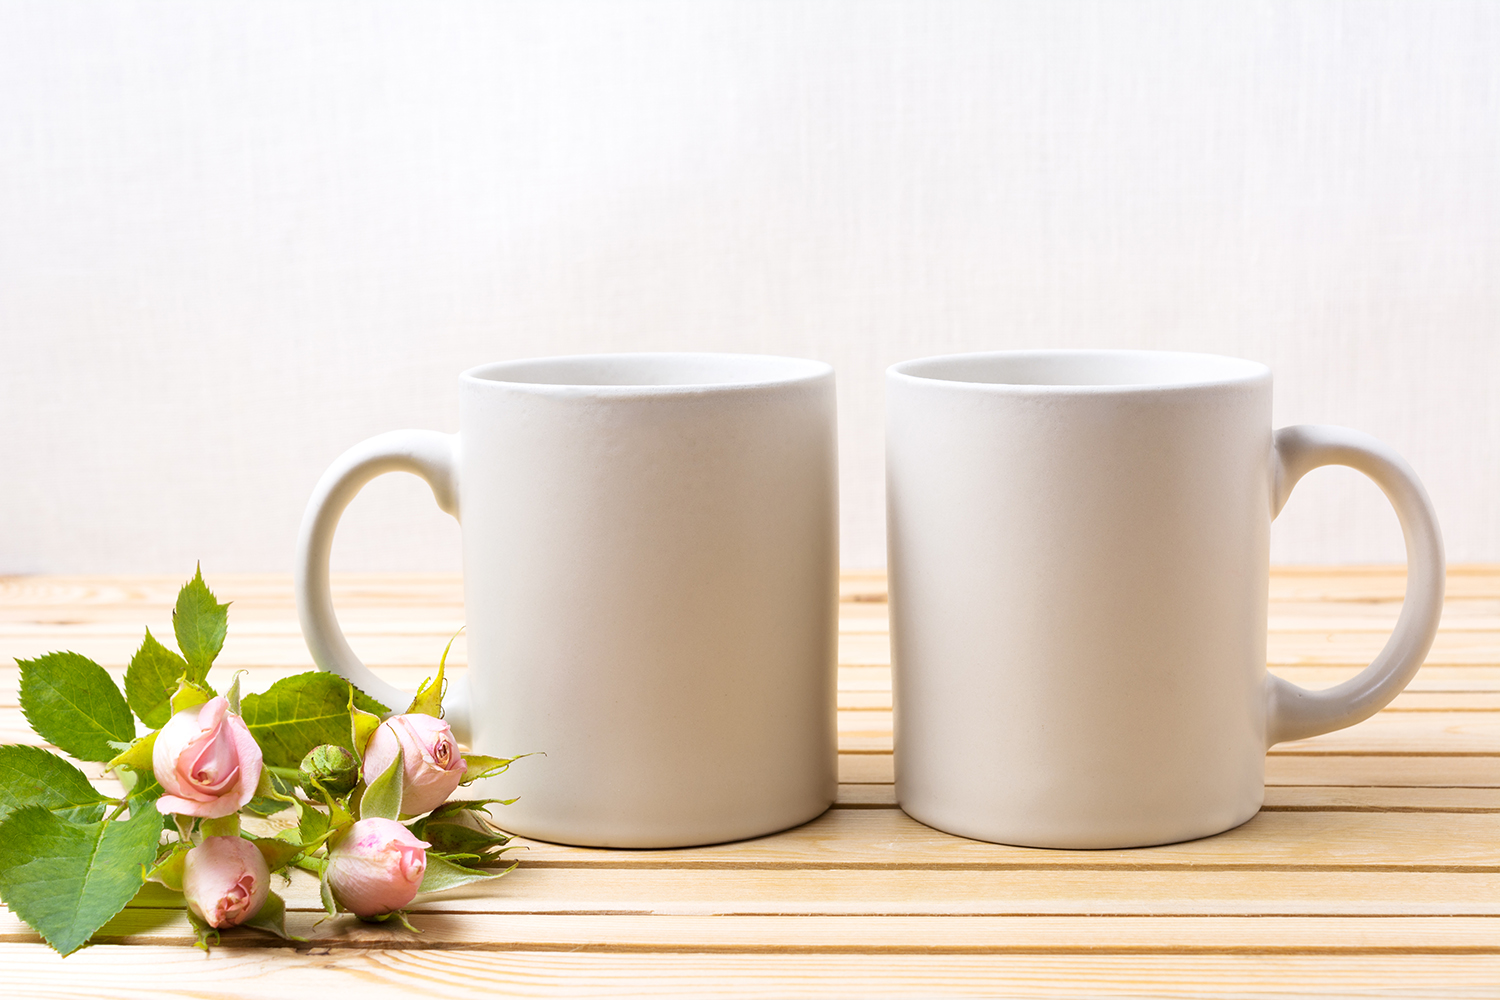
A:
887;350;1445;849
295;353;839;848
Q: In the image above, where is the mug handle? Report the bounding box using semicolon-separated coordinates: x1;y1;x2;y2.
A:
293;430;471;742
1265;425;1445;746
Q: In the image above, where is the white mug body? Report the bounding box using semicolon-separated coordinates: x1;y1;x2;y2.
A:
297;353;838;849
889;351;1275;849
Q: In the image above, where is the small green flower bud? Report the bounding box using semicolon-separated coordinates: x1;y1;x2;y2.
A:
299;744;360;795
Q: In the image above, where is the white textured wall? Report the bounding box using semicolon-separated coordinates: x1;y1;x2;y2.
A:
2;1;1496;573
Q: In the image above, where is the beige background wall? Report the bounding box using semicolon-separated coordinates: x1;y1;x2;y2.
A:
2;1;1496;573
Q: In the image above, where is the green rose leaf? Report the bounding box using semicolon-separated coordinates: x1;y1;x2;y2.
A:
123;629;190;729
239;672;389;768
418;852;514;894
17;651;137;762
0;745;109;825
172;565;229;677
0;802;163;955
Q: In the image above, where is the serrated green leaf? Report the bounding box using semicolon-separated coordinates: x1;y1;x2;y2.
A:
417;852;513;894
0;746;109;825
0;803;163;955
241;888;304;941
17;652;137;763
360;746;404;821
173;566;229;677
298;802;330;846
122;629;189;729
239;672;390;768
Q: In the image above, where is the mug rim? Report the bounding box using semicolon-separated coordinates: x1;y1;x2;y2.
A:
888;349;1271;392
463;352;833;394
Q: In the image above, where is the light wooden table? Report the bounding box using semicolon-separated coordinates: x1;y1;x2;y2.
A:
1;569;1497;997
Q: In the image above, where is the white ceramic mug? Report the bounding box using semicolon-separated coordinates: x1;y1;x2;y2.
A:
296;353;839;848
887;350;1444;849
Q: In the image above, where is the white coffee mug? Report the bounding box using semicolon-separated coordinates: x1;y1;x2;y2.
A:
887;350;1444;849
296;353;839;848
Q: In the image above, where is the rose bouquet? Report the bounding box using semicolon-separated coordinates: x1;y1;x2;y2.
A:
0;569;522;954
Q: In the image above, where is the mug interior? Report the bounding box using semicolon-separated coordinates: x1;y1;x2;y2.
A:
893;350;1268;389
466;353;828;389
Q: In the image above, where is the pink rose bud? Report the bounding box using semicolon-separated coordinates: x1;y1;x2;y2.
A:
152;696;264;818
326;818;430;917
361;714;465;815
182;836;270;928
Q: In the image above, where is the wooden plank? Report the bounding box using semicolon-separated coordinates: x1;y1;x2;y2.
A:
834;664;1500;695
829;689;1500;712
495;809;1500;870
4;947;1498;1000
115;866;1500;917
839;754;1500;787
836;631;1500;666
832;784;1500;812
836;712;1500;756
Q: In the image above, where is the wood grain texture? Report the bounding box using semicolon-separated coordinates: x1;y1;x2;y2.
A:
1;569;1497;997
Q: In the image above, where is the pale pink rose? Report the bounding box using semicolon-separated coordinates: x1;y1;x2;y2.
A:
152;696;263;818
326;818;430;916
182;836;270;928
361;714;465;815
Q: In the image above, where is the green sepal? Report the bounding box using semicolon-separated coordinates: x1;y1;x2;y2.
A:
406;634;457;718
420;821;515;859
240;765;299;817
173;565;229;677
145;844;189;892
360;746;404;821
123;629;190;729
169;677;215;716
319;866;337;917
247;836;302;874
184;905;220;951
349;687;382;759
16;651;137;763
0;745;110;825
459;752;528;786
105;730;158;774
226;671;246;715
241;888;304;941
301;781;353;854
0;802;163;955
199;815;239;839
418;852;514;893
